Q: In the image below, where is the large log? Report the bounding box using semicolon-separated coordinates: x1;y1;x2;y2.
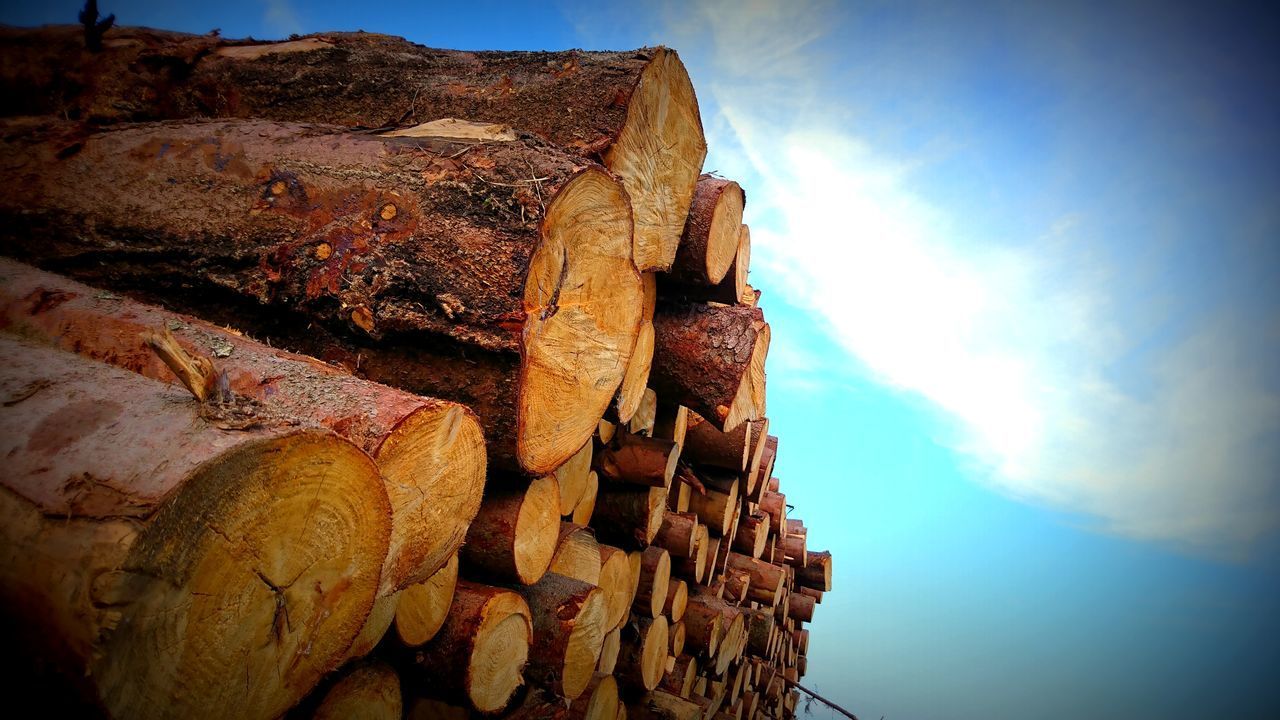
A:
407;580;533;713
0;337;390;719
681;412;751;471
462;475;561;585
517;573;609;700
0;26;707;273
0;258;484;593
668;175;745;287
651;303;768;433
395;553;460;647
0;117;642;476
796;551;833;592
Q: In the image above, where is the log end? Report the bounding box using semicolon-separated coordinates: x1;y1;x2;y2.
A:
515;475;563;585
468;591;534;713
395;552;460;647
721;321;770;433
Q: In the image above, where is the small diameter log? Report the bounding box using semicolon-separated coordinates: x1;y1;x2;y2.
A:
617;615;670;691
555;441;595;520
786;519;807;538
573;471;600;525
616;273;658;423
651;303;769;433
782;533;807;568
798;586;823;604
597;626;622;675
592;485;667;548
673;477;694;513
633;546;673;619
0;338;389;720
692;596;745;677
594;429;680;488
681;596;723;660
749;439;778;505
670;620;687;657
598;418;618;445
628;388;659;436
569;674;621;720
745;609;775;657
661;656;698;699
629;691;704;720
396;553;460;647
0;259;483;594
669;176;745;287
797;629;810;656
796;551;833;592
758;492;787;540
552;522;603;585
722;567;751;604
409;580;532;713
598;545;635;629
681;412;751;471
687;473;739;537
0;119;642;478
652;402;689;450
518;573;609;700
726;554;785;607
313;662;402;720
654;511;701;558
745;419;771;492
462;475;561;585
732;512;771;560
665;580;689;623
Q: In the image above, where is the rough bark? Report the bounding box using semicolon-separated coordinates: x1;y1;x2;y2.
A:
591;485;667;548
617;615;670;692
654;511;700;558
0;337;390;720
732;512;771;560
745;609;776;657
462;475;561;585
681;411;752;471
0;117;641;476
594;429;680;488
687;472;739;537
796;551;832;592
680;597;722;660
668;176;745;287
515;573;609;700
787;593;816;623
0;258;483;593
660;656;698;699
651;303;768;433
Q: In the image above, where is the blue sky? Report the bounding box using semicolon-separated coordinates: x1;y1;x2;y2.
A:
4;1;1277;718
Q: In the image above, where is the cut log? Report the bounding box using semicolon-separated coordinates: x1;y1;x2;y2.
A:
573;471;600;524
592;485;667;548
749;439;778;505
408;580;532;713
552;522;603;585
682;412;751;471
726;554;785;607
632;546;673;619
617;615;670;691
744;419;771;493
617;273;658;422
462;475;561;585
669;176;745;287
797;629;810;656
651;303;768;433
654;511;701;558
313;661;402;720
660;656;698;699
569;674;621;720
597;626;622;675
672;525;710;584
598;418;618;445
346;592;402;661
628;387;660;436
745;609;775;657
787;594;815;624
652;402;690;450
681;597;723;660
670;620;687;657
556;441;595;520
594;430;680;488
722;567;751;604
665;580;689;623
0;118;642;477
781;533;807;568
395;553;460;647
687;473;739;537
729;224;752;305
798;586;823;604
796;551;832;592
758;492;787;540
0;337;390;720
732;512;770;560
598;545;634;630
0;259;484;593
517;573;609;700
629;691;703;720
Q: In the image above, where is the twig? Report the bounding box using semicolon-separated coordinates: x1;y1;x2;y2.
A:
786;680;860;720
144;328;217;402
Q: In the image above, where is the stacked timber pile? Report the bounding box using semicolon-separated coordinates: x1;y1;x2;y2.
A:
0;21;835;720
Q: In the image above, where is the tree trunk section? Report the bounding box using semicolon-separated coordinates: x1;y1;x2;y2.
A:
591;485;667;548
568;674;620;720
312;661;402;720
617;615;670;692
462;476;561;585
516;573;609;700
551;522;603;586
594;429;680;488
654;511;700;558
681;412;752;471
395;553;460;647
796;551;832;592
632;546;672;619
668;176;744;287
597;545;635;630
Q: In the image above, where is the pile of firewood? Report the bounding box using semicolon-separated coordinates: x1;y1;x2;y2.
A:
0;23;834;720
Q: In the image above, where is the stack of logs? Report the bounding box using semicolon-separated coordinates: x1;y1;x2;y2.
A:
0;23;834;720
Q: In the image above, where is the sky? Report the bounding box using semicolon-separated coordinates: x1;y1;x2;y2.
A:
3;1;1277;718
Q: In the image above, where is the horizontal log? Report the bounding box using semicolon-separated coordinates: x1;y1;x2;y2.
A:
516;573;608;700
669;175;745;287
312;661;402;720
395;553;461;647
462;475;561;585
796;551;833;592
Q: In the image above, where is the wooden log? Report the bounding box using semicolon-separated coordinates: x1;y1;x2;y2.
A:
313;661;402;720
0;258;483;593
722;567;752;604
573;471;601;524
796;629;810;656
669;176;745;287
652;402;690;450
345;591;401;661
463;475;561;585
781;533;807;568
672;524;710;584
665;579;690;623
570;674;621;720
617;273;658;422
595;429;680;488
744;419;771;494
651;303;768;433
598;418;618;445
654;511;700;558
796;551;833;592
672;473;694;513
406;580;532;712
629;691;705;720
681;596;723;660
628;387;660;436
758;493;787;540
726;554;785;607
598;545;635;630
797;586;823;604
395;553;460;647
617;615;670;691
592;485;667;548
556;441;595;520
688;473;739;537
749;440;778;505
682;411;752;471
670;620;687;657
0;118;642;478
597;626;622;675
517;573;609;700
552;522;603;586
633;546;673;619
732;512;771;560
745;608;775;657
660;655;698;699
0;337;389;720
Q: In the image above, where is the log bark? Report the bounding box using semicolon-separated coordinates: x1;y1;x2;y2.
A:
516;573;609;700
569;674;621;720
796;551;832;592
669;176;745;287
732;512;771;560
395;553;460;647
787;593;816;623
726;554;785;607
597;545;634;630
0;338;390;720
745;609;776;657
617;615;670;692
408;580;533;713
592;485;667;548
632;546;673;619
552;522;603;586
798;586;823;604
462;475;561;585
651;303;769;433
312;661;402;720
0;258;483;593
782;533;807;568
594;429;680;488
687;472;739;537
660;656;698;699
681;411;751;471
0;26;707;273
680;596;723;660
654;511;701;558
671;524;709;584
0;117;642;476
758;492;787;540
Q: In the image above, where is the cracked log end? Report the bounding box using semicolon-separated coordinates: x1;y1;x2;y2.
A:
466;592;533;712
520;166;642;476
605;48;707;272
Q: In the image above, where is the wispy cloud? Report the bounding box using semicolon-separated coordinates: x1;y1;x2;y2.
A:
662;0;1280;555
262;0;303;37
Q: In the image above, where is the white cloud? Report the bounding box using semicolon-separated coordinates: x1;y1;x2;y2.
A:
666;0;1280;555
